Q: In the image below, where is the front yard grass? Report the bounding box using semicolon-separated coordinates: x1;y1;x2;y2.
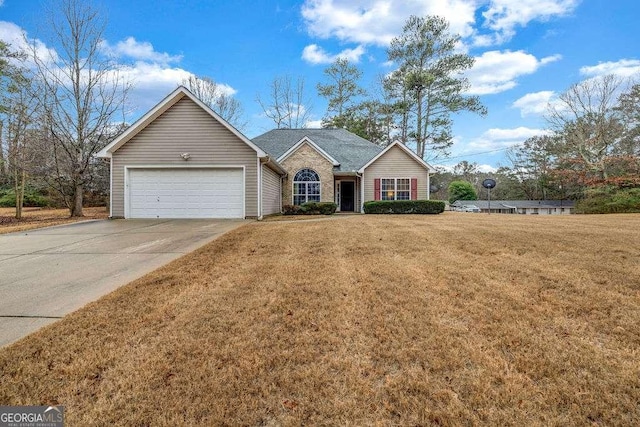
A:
1;213;639;425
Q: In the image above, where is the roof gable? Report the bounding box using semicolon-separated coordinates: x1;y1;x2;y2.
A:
97;86;266;158
252;128;383;172
277;137;340;166
358;141;436;173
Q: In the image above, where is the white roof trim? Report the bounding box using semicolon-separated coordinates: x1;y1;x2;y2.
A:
357;141;436;173
97;86;267;158
276;136;340;166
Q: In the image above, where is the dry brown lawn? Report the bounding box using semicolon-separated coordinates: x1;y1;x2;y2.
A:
1;213;639;425
0;207;109;234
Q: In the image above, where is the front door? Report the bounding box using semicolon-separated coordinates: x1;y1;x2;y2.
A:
340;181;355;212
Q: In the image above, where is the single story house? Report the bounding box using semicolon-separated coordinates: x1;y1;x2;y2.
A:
451;200;575;215
252;128;435;213
98;86;436;219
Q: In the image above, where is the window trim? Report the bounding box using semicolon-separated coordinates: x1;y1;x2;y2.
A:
380;177;411;201
292;168;321;205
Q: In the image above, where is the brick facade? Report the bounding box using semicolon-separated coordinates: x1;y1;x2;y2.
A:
280;143;334;205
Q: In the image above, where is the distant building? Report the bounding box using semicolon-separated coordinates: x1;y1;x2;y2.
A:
451;200;575;215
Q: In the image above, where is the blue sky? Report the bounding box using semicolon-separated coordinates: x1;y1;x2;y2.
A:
1;0;639;171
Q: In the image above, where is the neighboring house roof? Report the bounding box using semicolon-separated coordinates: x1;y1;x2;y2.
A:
357;141;436;173
97;86;269;159
252;128;384;173
452;200;575;209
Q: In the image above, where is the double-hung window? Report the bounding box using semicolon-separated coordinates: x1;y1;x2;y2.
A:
381;178;410;200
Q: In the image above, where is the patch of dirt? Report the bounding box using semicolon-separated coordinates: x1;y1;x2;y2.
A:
0;207;109;234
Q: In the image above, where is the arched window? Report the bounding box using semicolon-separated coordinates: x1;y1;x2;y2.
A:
293;169;321;205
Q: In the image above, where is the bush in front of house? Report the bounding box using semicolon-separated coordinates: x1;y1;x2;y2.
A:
363;200;445;214
283;202;337;215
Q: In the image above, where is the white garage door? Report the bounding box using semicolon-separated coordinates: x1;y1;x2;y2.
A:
128;168;244;218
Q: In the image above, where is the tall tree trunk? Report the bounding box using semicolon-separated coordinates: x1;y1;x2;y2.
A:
71;183;84;217
0;121;5;179
416;89;423;158
14;168;25;219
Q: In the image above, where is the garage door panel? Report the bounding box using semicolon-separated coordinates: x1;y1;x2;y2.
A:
128;168;244;219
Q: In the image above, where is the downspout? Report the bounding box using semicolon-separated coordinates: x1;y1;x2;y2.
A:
359;171;365;213
257;157;262;220
427;172;431;200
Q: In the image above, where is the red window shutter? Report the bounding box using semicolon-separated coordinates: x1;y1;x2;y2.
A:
374;178;381;200
410;178;418;200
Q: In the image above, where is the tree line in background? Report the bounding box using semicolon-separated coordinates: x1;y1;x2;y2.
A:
497;76;638;213
430;72;640;211
1;3;638;218
0;0;128;218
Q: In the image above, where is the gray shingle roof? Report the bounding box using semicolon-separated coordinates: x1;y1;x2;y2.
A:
252;128;383;173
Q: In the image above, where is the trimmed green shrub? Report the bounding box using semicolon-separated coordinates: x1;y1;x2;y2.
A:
364;200;445;214
575;187;640;214
283;202;337;215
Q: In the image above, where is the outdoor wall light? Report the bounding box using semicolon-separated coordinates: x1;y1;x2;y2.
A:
180;153;191;160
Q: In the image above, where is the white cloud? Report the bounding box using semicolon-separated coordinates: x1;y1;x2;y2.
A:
466;126;552;151
0;20;58;65
305;119;323;128
301;44;365;64
579;59;640;78
301;0;477;47
477;164;498;173
0;21;237;119
99;37;182;65
301;0;579;51
119;63;237;113
482;0;580;44
512;90;557;116
433;163;497;173
466;50;561;95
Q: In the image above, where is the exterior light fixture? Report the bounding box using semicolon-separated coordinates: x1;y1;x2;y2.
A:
180;153;191;160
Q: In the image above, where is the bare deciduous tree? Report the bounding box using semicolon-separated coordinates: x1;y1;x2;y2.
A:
547;74;624;181
0;40;27;181
182;75;246;130
2;71;41;218
30;0;130;216
256;75;312;129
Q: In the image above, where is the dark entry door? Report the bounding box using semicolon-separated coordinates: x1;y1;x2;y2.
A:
340;181;355;211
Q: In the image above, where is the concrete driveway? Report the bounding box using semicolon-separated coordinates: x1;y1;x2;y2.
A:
0;219;249;347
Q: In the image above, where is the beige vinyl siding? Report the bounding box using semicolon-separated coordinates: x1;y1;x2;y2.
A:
261;165;281;216
363;145;428;202
111;97;258;217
